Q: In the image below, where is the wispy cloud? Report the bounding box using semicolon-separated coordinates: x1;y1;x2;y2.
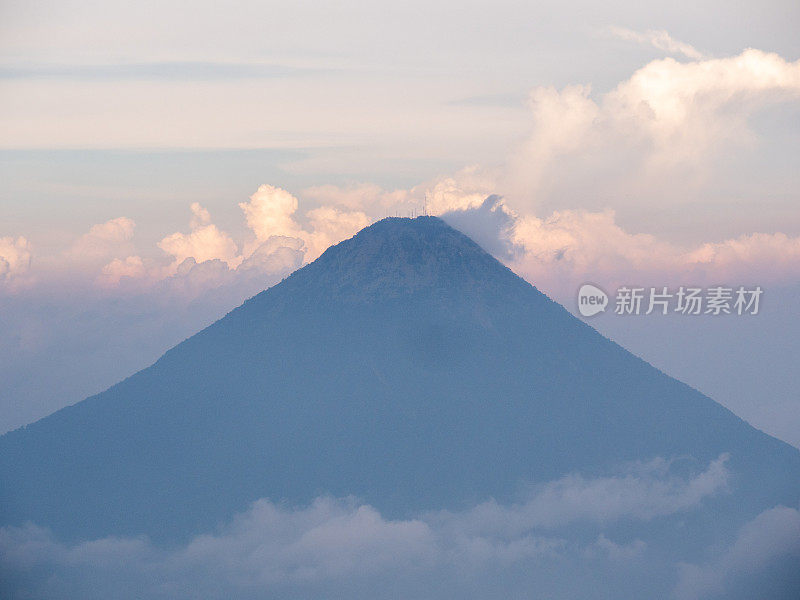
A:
608;26;704;59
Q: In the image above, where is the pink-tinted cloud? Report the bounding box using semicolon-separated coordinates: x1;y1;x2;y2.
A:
0;236;31;282
158;204;240;271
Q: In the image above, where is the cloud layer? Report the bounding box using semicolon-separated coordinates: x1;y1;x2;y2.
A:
498;203;800;297
2;454;769;600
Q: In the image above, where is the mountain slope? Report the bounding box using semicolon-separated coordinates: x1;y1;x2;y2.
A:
1;216;798;544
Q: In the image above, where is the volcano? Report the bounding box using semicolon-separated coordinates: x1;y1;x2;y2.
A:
1;216;798;544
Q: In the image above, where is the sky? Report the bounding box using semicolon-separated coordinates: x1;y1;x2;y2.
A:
1;0;799;451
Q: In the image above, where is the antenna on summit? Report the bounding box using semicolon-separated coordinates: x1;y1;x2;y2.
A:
423;193;428;217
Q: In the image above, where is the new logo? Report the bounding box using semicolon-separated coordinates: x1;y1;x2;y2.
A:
577;283;608;317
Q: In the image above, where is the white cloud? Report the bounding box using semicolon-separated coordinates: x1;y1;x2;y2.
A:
429;454;729;536
79;189;367;294
422;166;499;215
609;49;800;167
238;236;304;274
239;184;371;262
507;84;599;198
504;48;800;206
609;27;704;60
79;217;135;246
66;217;137;268
303;206;371;261
179;498;436;585
189;202;212;228
439;201;800;298
299;167;498;221
0;236;32;282
158;204;240;270
512;211;800;293
97;255;146;286
507;208;676;293
239;185;303;242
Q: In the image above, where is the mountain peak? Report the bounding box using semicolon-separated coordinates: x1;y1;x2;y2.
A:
253;215;527;306
315;215;499;277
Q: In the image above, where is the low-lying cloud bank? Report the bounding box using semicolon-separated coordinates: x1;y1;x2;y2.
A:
6;454;797;599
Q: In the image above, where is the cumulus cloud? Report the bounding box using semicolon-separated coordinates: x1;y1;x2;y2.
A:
303;206;371;260
609;49;800;165
71;217;136;257
238;235;304;274
158;204;240;271
422;165;499;215
75;217;136;249
239;184;370;262
508;84;599;198
0;455;734;599
0;236;32;282
512;211;800;293
87;197;310;295
609;27;704;60
505;48;800;205
189;202;211;228
69;185;368;300
506;208;676;292
0;188;417;299
240;185;303;242
97;255;146;286
439;199;800;298
299;166;498;222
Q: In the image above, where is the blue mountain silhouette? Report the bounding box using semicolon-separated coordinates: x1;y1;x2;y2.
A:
1;216;798;544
